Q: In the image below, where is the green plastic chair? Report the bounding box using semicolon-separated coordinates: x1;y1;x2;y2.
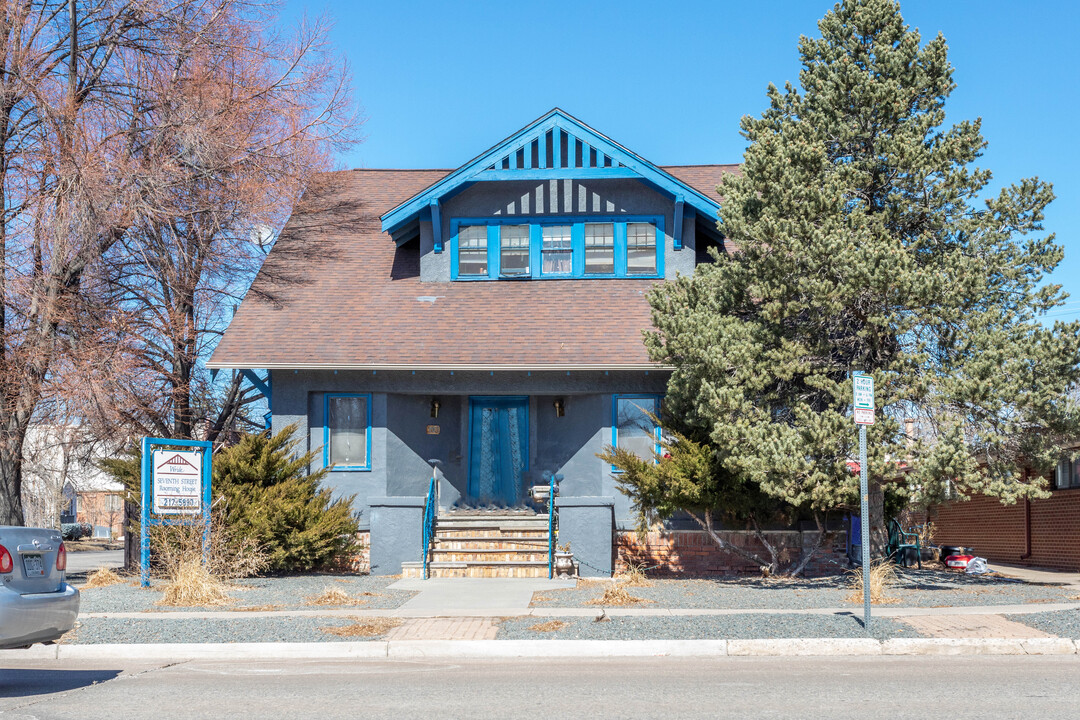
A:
887;519;921;569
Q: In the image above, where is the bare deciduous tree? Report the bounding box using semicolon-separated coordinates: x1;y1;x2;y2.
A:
0;0;359;525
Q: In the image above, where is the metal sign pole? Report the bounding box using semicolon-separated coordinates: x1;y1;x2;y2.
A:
140;437;151;588
859;424;871;631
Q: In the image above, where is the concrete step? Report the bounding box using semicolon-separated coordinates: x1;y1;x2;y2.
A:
434;535;550;548
401;560;550;579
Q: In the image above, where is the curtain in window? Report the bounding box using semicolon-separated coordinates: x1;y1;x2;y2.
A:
328;396;367;466
476;408;496;503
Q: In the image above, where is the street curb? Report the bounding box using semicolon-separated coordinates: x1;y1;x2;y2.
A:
2;638;1077;661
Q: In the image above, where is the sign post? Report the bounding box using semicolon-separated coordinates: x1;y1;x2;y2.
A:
853;372;875;631
140;437;213;588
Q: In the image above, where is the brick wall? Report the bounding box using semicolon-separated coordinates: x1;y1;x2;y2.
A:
333;531;371;574
616;529;848;577
931;490;1080;571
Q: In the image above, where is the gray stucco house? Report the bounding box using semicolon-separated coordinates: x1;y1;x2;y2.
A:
208;109;735;577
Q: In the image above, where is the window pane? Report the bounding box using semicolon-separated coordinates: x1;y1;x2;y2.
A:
584;223;614;274
500;224;530;276
328;396;368;466
616;398;658;461
458;226;487;275
541;225;572;275
626;222;656;275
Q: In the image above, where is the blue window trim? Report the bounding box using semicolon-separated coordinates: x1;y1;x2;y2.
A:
450;215;664;281
323;393;373;472
610;394;663;472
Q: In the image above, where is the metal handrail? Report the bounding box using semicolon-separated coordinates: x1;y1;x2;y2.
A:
422;475;436;580
547;473;555;578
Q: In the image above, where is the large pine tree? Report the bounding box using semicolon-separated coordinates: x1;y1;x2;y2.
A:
646;0;1080;553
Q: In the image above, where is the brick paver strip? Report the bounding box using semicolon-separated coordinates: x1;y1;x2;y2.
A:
385;618;498;641
898;614;1056;639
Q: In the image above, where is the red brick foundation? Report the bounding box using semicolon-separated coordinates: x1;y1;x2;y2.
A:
616;529;848;577
931;490;1080;571
332;530;371;574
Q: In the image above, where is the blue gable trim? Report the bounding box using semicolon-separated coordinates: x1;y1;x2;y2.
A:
380;109;720;235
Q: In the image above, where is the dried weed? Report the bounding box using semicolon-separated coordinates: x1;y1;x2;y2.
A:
306;587;366;606
845;560;900;605
229;604;284;612
586;583;652;606
82;567;124;589
528;620;568;633
320;618;400;637
615;562;653;588
158;559;230;606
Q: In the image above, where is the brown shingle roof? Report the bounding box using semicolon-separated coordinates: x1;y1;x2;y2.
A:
208;166;733;369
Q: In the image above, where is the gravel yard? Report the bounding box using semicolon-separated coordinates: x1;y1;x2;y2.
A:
497;614;922;641
530;570;1077;609
66;615;398;644
1007;609;1080;639
76;574;417;613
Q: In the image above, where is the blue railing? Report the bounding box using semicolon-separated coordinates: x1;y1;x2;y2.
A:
547;473;557;579
422;475;436;580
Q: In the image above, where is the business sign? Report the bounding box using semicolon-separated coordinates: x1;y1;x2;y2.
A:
152;450;203;515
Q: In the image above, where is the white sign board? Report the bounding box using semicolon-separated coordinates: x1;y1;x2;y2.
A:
152;449;202;515
854;408;876;425
853;373;874;410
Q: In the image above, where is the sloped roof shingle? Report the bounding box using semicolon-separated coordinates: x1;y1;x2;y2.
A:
208;166;735;370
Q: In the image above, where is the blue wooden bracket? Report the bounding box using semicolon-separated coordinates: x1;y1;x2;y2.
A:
673;196;685;250
430;199;442;254
240;369;271;408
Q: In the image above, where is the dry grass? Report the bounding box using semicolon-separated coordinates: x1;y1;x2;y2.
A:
575;577;608;589
528;620;568;633
845;560;900;605
158;559;230;606
229;604;284;612
82;567;124;589
532;593;554;604
586;583;653;606
320;617;400;638
615;562;653;588
306;587;366;607
146;505;268;582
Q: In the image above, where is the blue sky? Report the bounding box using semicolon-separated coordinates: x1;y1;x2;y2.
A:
281;0;1079;320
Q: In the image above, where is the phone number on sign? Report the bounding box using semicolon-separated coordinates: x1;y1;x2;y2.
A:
157;497;200;507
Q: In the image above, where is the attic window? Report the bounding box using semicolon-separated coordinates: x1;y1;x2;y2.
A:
500;225;530;276
458;225;488;276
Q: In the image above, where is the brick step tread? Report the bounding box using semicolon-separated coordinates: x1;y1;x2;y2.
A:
435;524;549;532
434;531;549;539
432;545;548;552
433;554;550;563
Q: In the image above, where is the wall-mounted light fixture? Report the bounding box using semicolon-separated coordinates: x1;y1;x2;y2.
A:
553;398;565;417
430;398;441;419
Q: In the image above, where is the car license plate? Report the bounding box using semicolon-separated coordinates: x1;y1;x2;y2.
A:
22;554;44;577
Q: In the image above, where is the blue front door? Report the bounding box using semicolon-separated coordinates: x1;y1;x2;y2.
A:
467;396;529;506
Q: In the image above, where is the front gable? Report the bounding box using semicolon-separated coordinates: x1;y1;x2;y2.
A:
380;109;721;253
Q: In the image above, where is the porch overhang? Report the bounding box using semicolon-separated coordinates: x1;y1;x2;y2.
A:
205;361;673;372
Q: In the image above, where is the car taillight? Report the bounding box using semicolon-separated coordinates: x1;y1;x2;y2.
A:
0;544;11;573
56;542;67;571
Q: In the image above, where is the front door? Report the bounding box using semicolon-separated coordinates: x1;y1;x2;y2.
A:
467;396;529;506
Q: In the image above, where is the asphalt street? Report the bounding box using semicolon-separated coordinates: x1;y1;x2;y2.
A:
65;550;124;575
2;655;1078;719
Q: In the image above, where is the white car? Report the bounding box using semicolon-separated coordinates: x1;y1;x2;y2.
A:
0;526;80;649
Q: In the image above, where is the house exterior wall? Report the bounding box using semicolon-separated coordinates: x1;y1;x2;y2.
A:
930;489;1080;571
419;178;696;282
271;369;667;531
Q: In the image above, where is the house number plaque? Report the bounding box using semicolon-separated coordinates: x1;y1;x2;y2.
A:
426;425;440;435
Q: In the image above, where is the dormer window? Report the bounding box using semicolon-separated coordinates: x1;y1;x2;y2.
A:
458;225;488;276
500;225;530;276
541;225;572;275
584;223;615;274
450;216;663;280
627;222;657;275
